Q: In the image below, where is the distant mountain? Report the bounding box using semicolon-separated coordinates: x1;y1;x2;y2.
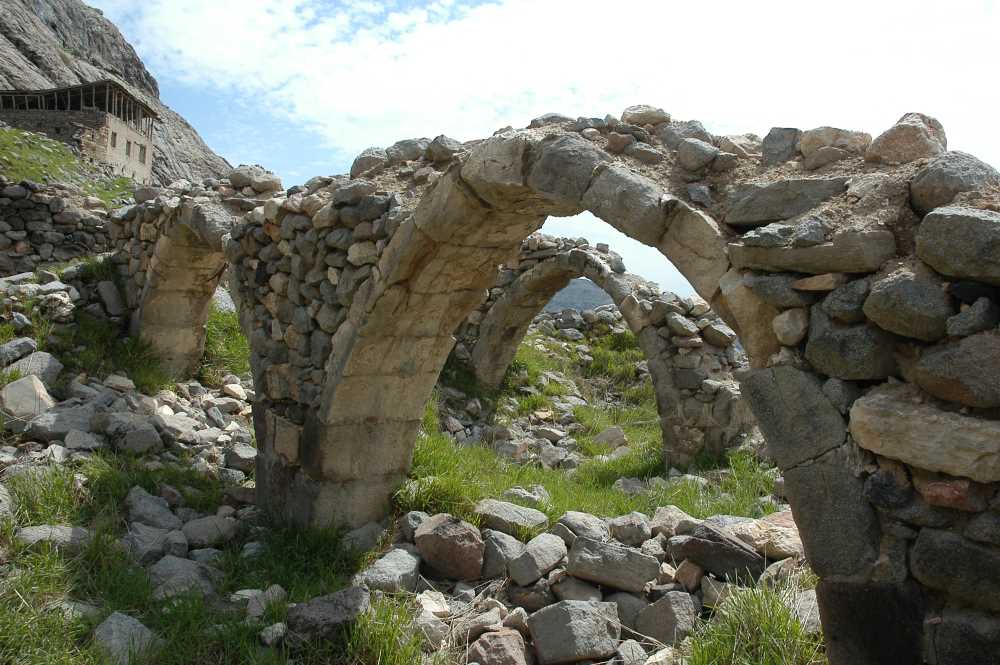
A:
0;0;230;185
545;278;614;312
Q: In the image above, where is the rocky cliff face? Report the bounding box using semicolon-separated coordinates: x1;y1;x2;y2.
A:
0;0;230;185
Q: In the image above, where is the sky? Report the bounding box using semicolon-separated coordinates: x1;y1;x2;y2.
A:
86;0;1000;295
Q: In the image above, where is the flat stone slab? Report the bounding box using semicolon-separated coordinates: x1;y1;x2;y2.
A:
474;499;548;536
566;536;660;592
15;524;92;551
850;382;1000;483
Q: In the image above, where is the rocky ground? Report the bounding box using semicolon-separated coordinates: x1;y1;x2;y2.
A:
0;262;821;664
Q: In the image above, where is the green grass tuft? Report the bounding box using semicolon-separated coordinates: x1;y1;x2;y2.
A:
199;304;250;387
686;583;826;665
47;313;173;394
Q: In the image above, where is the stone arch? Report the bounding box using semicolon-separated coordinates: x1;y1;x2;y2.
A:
149;110;1000;664
464;240;654;388
116;199;237;376
232;129;738;530
453;234;753;465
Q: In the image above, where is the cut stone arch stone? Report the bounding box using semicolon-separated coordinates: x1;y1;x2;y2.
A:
120;199;236;376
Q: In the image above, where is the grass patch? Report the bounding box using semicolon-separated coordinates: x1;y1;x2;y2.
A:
82;177;133;209
199;304;250;387
348;596;445;665
49;313;173;394
220;525;360;602
397;411;776;527
0;127;134;209
582;330;644;386
0;445;431;665
686;583;826;665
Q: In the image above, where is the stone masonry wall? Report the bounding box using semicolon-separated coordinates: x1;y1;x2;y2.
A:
451;232;754;465
106;164;282;375
0;176;113;275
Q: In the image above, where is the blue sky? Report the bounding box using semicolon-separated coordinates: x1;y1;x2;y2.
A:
88;0;1000;295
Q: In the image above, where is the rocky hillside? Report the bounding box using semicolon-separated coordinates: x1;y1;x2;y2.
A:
0;0;230;185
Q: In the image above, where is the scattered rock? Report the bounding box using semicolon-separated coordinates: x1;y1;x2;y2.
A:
474;499;548;536
508;533;567;586
286;587;371;642
355;545;421;592
414;513;485;581
566;537;660;592
866;113;946;164
635;591;697;645
527;600;620;665
93;612;162;665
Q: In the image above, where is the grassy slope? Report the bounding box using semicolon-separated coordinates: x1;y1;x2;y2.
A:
0;126;133;207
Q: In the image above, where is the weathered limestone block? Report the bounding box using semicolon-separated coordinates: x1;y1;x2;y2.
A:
782;444;880;579
729;229;896;274
917;206;1000;285
850;382;1000;483
725;178;848;227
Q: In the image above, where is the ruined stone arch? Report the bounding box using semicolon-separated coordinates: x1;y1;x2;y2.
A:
129;110;1000;665
115;198;237;376
463;241;661;389
232;129;738;531
453;235;753;465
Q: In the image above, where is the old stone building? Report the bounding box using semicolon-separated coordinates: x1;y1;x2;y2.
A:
0;79;156;183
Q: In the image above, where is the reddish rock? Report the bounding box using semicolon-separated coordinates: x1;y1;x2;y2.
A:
466;628;529;665
912;472;991;512
414;513;485;581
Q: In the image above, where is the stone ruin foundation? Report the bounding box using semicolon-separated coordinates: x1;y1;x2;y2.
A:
118;109;1000;663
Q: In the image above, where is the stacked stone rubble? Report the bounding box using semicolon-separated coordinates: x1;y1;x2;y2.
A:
0;176;113;275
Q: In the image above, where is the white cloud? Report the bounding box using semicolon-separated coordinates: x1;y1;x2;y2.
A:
90;0;1000;166
86;0;1000;292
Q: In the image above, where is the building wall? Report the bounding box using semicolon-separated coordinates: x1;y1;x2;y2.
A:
0;109;154;184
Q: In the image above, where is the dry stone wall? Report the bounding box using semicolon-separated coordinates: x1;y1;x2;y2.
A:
0;176;113;275
107;165;280;375
126;107;1000;664
450;232;753;465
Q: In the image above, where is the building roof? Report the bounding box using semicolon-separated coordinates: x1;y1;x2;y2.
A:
0;79;159;119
